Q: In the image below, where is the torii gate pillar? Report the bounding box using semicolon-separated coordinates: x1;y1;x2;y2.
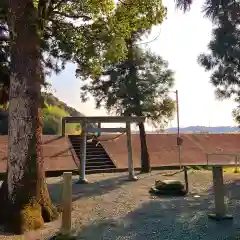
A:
77;121;88;184
126;121;137;181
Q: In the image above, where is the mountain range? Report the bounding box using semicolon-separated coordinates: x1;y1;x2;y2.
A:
166;126;239;133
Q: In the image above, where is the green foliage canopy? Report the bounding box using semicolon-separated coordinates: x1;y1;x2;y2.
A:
81;47;175;129
77;0;174;131
197;2;240;125
1;0;167;100
173;0;236;20
75;0;167;79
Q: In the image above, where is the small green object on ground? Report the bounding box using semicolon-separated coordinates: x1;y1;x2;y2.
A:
234;168;239;173
149;179;186;196
208;213;233;221
49;233;77;240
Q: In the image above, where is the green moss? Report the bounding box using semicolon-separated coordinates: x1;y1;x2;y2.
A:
55;204;63;213
0;178;59;233
42;204;59;222
7;201;59;233
155;180;184;191
234;168;240;173
20;203;44;232
53;233;77;240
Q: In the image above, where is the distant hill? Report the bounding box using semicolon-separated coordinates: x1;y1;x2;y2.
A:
42;92;83;117
0;92;86;135
167;126;240;133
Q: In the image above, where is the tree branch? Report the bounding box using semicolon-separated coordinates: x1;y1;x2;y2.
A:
0;35;8;41
0;22;9;42
52;10;91;20
0;25;8;32
52;0;68;11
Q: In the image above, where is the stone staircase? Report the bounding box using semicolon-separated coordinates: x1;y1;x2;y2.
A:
68;135;116;173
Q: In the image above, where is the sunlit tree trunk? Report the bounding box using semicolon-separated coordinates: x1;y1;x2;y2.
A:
0;0;58;233
138;121;151;173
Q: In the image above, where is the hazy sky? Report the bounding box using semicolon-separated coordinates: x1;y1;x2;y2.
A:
49;0;238;129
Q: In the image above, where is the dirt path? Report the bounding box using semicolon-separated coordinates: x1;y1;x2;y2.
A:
1;170;240;240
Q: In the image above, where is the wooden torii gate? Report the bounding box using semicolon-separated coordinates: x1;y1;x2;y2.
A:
62;116;145;183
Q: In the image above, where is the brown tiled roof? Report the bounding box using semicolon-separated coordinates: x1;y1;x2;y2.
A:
0;135;78;173
101;133;240;168
0;133;240;173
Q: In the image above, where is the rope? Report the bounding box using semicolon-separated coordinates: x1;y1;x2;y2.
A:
96;132;126;142
161;169;185;177
86;132;126;147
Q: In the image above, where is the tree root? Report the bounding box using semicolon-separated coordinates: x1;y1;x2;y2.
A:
0;180;59;234
19;201;58;232
0;199;58;234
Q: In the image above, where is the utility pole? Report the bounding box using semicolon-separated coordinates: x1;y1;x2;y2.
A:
175;90;189;193
176;90;181;167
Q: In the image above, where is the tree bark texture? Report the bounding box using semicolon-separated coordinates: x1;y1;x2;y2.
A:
0;0;58;233
138;121;151;173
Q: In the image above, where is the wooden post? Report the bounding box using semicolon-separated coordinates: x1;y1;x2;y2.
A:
212;166;226;217
208;166;232;220
126;121;137;181
97;122;101;136
61;172;72;234
183;166;189;193
79;121;83;177
76;121;88;184
234;156;240;173
61;118;65;136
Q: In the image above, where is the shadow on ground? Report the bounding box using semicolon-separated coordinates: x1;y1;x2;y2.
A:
47;170;186;204
48;174;134;203
72;181;240;240
45;171;240;239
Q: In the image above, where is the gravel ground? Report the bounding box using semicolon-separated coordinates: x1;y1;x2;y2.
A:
1;170;240;240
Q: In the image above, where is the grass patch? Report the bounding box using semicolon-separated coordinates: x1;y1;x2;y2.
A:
223;167;240;173
187;165;211;171
187;166;240;173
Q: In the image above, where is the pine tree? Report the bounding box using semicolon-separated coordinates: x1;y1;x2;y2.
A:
80;46;175;173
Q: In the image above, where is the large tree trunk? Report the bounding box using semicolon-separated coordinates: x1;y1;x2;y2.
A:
0;0;58;233
138;122;151;173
